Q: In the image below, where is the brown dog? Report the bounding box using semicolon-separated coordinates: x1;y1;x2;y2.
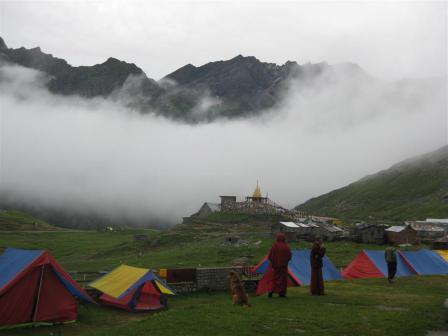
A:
229;271;251;307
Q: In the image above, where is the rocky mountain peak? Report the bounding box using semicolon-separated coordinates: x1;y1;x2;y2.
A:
0;37;7;51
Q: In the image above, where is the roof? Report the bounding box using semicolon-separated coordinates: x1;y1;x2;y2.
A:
205;203;220;212
313;222;343;232
385;226;406;233
411;223;445;232
311;216;337;222
355;222;372;230
356;223;388;230
323;225;344;233
426;218;448;224
280;222;299;228
253;182;262;198
89;265;174;299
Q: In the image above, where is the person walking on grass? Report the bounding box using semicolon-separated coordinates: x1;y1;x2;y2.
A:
310;237;326;296
256;232;292;298
385;242;397;283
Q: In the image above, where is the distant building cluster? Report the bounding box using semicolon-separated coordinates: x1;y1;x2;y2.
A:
351;218;448;247
183;183;448;248
272;216;346;242
184;182;306;222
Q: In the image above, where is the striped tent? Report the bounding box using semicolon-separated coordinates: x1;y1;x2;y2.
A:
343;249;448;279
89;265;174;311
0;248;94;327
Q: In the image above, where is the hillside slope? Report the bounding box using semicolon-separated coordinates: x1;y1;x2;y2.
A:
295;146;448;221
0;210;62;231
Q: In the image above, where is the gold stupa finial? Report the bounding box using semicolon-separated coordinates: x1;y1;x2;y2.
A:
253;180;262;198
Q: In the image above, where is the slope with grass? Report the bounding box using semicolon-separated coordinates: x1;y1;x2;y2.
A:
295;145;448;221
0;210;62;231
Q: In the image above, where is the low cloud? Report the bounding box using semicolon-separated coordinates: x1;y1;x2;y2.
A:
0;63;446;227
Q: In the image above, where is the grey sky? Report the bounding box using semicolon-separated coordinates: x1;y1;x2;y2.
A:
0;0;446;80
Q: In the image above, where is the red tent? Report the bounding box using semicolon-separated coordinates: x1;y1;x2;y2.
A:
0;248;95;327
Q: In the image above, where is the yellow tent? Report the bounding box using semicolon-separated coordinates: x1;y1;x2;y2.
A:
436;250;448;262
89;264;174;311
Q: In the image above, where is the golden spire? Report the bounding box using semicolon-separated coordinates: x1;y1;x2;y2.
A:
253;181;262;198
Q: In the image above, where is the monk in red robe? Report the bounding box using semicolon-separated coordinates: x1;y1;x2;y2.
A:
256;233;292;298
310;238;326;295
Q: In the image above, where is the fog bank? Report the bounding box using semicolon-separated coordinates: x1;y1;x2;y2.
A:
0;64;446;226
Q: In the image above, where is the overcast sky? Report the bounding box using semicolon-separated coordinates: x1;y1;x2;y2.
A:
0;0;446;80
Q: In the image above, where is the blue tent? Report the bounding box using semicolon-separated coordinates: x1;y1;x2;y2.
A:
400;249;448;275
343;249;448;279
254;249;343;285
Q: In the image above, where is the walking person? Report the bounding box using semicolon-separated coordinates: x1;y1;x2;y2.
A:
385;242;397;283
310;237;326;295
256;233;292;298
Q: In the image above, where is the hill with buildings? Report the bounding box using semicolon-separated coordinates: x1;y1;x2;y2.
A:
295;145;448;221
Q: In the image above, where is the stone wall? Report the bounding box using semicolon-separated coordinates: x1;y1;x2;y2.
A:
196;267;243;291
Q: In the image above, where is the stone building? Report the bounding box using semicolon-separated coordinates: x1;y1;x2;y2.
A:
353;223;387;244
410;222;445;243
311;223;345;241
188;182;306;220
385;225;417;245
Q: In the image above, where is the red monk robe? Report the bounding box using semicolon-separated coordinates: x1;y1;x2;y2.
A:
310;241;326;295
256;233;292;297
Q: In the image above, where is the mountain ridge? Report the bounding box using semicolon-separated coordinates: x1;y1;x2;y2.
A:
0;36;369;122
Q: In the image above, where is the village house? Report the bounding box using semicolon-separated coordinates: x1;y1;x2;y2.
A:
352;223;388;244
409;222;445;243
271;221;318;241
431;236;448;250
385;225;417;245
275;222;300;241
312;223;345;241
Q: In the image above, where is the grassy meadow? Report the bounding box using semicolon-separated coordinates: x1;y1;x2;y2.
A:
0;219;446;336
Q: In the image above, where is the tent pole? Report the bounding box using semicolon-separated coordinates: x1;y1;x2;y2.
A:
32;265;46;323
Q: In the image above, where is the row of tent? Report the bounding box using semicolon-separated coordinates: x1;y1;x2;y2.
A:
253;249;448;285
0;248;174;328
343;249;448;279
1;247;448;328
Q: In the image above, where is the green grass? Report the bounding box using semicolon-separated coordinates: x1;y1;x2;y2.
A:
2;277;447;336
0;224;445;336
0;210;61;231
296;146;448;221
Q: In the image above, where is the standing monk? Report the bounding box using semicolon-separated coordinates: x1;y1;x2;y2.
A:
310;238;326;295
256;233;292;298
